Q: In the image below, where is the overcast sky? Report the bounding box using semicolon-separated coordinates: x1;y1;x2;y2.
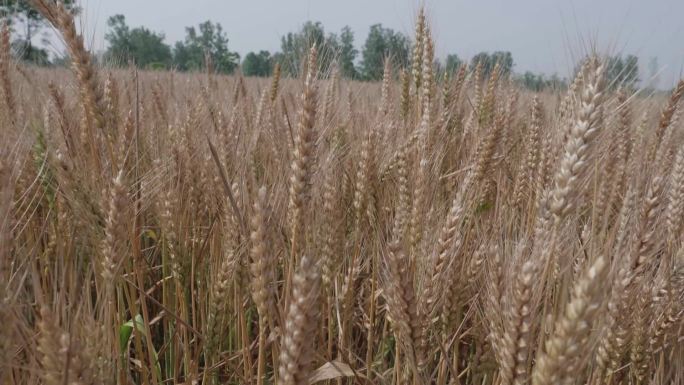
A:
74;0;684;88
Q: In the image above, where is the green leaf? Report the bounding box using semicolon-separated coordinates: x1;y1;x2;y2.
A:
476;201;493;214
119;314;163;381
119;314;145;352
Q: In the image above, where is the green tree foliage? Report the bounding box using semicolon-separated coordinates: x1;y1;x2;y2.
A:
571;55;639;90
278;21;339;76
492;51;514;74
520;71;545;91
470;52;489;72
517;71;566;91
10;39;49;65
271;51;285;72
173;21;239;74
360;24;410;80
104;15;172;68
445;54;463;74
0;0;78;65
339;26;358;78
606;54;639;89
242;50;273;77
470;51;514;77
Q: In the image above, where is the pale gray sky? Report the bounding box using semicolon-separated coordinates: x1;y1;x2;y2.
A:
73;0;684;87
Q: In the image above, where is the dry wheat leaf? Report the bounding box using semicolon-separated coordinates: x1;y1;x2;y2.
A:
308;360;356;384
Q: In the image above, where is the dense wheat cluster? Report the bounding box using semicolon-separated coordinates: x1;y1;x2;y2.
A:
1;2;683;385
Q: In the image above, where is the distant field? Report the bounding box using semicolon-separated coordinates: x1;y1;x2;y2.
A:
1;3;683;385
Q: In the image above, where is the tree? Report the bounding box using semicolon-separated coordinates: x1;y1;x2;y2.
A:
11;40;49;65
339;26;358;78
242;50;273;77
547;73;566;91
470;52;490;73
606;54;639;89
470;51;514;78
173;21;239;74
104;15;172;68
517;71;567;92
492;51;514;74
0;0;78;65
520;71;545;91
278;21;339;77
445;54;462;74
360;24;410;80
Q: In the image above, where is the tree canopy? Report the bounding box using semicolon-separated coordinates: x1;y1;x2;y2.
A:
606;54;639;89
445;54;463;75
360;24;410;80
339;26;358;78
278;21;340;76
6;7;645;92
517;71;566;91
104;14;172;68
242;50;273;77
470;51;514;78
173;21;239;73
0;0;78;65
571;55;639;90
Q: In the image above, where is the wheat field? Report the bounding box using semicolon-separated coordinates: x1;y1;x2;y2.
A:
1;2;683;385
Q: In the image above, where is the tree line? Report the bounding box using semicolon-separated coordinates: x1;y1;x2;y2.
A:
1;2;643;90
